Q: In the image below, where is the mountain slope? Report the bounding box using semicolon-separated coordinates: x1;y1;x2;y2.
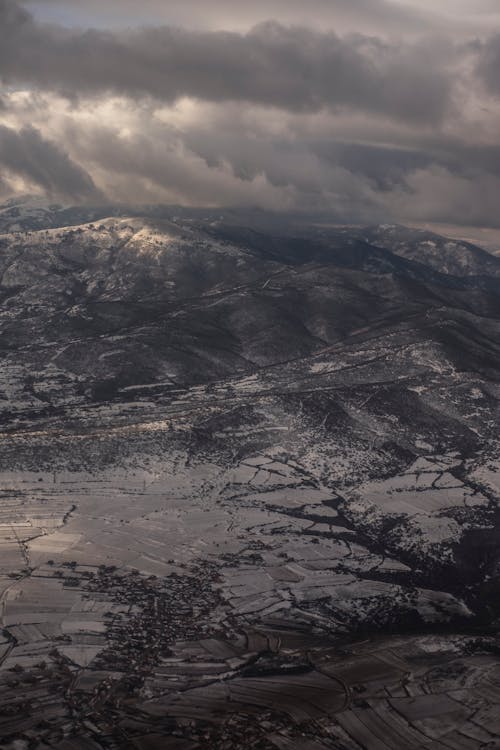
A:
358;223;500;277
0;202;500;749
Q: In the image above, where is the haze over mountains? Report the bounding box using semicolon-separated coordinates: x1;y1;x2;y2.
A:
0;198;500;748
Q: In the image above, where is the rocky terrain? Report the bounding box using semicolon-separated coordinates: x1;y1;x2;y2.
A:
0;199;499;749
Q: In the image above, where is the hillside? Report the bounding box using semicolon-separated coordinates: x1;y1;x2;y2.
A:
0;202;499;749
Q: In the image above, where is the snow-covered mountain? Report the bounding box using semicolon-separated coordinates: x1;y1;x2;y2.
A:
1;201;500;748
358;223;500;277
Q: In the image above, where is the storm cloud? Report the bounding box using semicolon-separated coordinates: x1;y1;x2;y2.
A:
0;3;454;123
476;34;500;96
0;123;100;200
1;0;500;227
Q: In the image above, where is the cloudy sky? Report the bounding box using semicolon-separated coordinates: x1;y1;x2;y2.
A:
1;0;500;227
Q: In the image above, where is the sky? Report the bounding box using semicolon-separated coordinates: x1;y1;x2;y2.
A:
1;0;500;227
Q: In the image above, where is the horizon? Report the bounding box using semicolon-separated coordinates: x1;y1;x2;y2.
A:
3;193;500;254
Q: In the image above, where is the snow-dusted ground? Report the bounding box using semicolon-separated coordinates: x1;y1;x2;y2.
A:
0;206;500;747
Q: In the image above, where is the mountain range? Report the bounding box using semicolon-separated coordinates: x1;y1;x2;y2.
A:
0;199;499;749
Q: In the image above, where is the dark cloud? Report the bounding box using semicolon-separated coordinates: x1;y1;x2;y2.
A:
476;34;500;95
0;123;101;200
324;139;500;189
162;112;500;195
0;1;453;123
51;107;500;228
0;0;499;228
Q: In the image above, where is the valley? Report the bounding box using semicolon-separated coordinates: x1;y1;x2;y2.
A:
0;201;499;749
